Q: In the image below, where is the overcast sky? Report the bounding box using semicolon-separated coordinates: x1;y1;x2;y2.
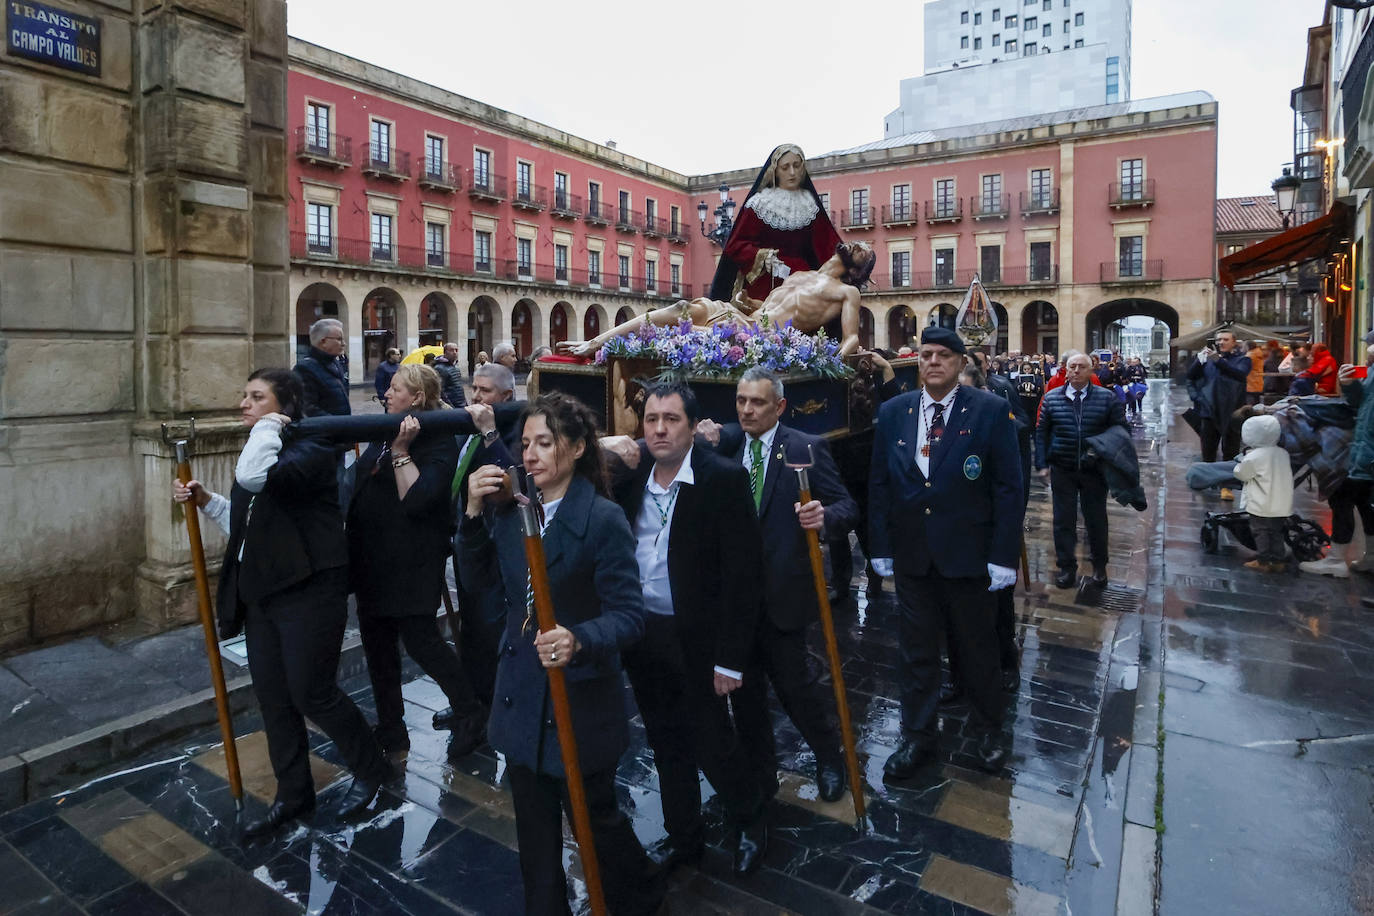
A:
286;0;1324;198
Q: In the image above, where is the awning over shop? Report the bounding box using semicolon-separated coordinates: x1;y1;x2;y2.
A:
1170;320;1310;350
1218;202;1352;289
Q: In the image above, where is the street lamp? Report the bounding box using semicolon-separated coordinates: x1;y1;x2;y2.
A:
1271;166;1300;229
698;184;736;247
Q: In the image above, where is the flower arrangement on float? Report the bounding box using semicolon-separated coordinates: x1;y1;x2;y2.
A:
593;316;851;381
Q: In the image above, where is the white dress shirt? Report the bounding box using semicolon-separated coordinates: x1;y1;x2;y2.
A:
916;386;959;478
739;422;779;493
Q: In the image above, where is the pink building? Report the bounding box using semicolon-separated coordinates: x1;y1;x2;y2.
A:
288;39;1217;380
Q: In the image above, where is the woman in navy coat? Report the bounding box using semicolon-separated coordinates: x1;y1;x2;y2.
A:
459;392;661;916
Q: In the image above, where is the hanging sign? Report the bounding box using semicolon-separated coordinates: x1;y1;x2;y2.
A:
6;2;101;77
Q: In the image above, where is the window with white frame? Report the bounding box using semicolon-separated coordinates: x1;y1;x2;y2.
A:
851;188;869;223
588;249;601;285
1030;168;1053;208
555;172;569;209
892;250;911;286
981;174;1003;213
670;262;681;295
1118;236;1144;277
474;230;492;271
370;120;391;167
935;178;956;217
892;183;912;220
1030;241;1053;280
306;202;332;253
1120;159;1144;199
473;148;491;190
305;102;330;151
618;254;631;287
425;136;444;180
517;238;533;276
645;258;656;291
370;212;393;260
426;222;445;266
980;245;1001;283
517;161;533;200
555;244;569;281
934;247;955;285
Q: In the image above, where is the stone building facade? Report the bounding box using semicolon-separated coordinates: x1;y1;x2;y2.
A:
0;0;288;647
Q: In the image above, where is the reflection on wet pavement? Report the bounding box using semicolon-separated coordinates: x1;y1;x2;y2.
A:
1;385;1183;915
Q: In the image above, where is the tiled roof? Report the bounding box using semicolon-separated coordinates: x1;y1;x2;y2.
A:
1216;195;1285;234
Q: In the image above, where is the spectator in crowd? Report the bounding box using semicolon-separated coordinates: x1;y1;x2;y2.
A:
433;341;468;408
1262;341;1286;402
374;347;402;406
1298;342;1339;396
493;341;519;370
293;318;353;507
1301;345;1374;577
475;350;491;367
1186;330;1250;473
1233;415;1294;573
1245;341;1266;405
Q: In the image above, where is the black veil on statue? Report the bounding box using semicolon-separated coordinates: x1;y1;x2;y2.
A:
706;144;837;302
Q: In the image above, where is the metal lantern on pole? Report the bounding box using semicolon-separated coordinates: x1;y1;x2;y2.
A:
1271;167;1300;229
698;184;736;247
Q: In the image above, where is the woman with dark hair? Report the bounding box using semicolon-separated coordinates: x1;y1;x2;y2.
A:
709;143;843;302
350;364;487;757
459;392;662;916
172;368;392;837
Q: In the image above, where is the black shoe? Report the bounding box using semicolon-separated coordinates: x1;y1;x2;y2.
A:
373;723;409;754
816;759;846;803
1054;569;1078;589
431;706;456;730
1001;667;1020;693
883;738;936;780
732;819;768;876
1090;570;1109;587
446;714;487;762
242;798;314;838
336;772;387;819
647;834;704;873
938;680;964;706
975;732;1008;773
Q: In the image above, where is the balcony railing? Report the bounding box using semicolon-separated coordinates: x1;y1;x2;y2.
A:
293;127;352;169
585;200;612;225
643;214;666;238
552;191;581;219
417;161;460;192
361;147;410;181
840;207;874;229
971;193;1010;220
862;264;1060;291
1100;259;1163;283
615;209;641;233
925;198;963;223
1109;179;1156;208
990;264;1060;285
289;232;692;297
668;221;690;243
467;170;507;202
883;203;917;226
1019;188;1060;215
512;184;549;211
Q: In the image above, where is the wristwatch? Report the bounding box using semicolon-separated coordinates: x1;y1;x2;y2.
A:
482;427;500;444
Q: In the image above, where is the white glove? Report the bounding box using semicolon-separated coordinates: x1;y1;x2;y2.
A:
870;557;894;578
987;563;1017;591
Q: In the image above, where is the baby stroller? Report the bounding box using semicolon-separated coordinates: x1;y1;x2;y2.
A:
1199;510;1329;561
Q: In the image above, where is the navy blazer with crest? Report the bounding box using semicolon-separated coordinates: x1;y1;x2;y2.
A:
710;423;858;632
458;474;645;778
612;443;764;674
868;386;1024;578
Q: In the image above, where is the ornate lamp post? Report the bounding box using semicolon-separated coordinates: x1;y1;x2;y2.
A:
697;184;736;247
1271;166;1300;229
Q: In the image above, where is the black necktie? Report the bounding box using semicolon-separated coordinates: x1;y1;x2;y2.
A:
923;401;945;458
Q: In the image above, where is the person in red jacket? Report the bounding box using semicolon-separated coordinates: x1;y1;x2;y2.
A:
1300;343;1339;396
708;144;843;302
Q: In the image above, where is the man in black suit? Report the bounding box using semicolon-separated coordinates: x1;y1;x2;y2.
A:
870;327;1024;777
612;382;771;877
695;368;858;803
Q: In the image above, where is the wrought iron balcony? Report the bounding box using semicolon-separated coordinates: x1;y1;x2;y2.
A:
925;198;963;224
1019;188;1060;216
882;203;918;226
840;207;874;229
418;161;460;192
293;127;352;169
668;220;690;244
361;147;410;181
585;201;612;225
1100;259;1163;284
989;264;1060;285
643;215;666;238
971;193;1010;220
615;209;641;233
512;184;548;211
552;191;581;220
467;170;507;202
1109;179;1156;208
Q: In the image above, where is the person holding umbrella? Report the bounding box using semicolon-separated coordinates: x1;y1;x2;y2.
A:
172;368;392;837
459;392;663;916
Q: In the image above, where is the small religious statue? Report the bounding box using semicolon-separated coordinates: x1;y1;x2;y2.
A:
559;241;876;359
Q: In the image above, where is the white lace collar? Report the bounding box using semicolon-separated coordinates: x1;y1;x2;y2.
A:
745;187;819;231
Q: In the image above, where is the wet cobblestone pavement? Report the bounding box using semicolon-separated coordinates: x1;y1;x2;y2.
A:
8;382;1368;914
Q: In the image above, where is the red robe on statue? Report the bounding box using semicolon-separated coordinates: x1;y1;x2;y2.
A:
722;200;843;302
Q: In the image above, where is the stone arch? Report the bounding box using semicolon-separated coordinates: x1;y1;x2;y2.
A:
990;300;1009;354
419;291;457;348
887;305;915;350
550;301;573;347
1022;300;1059;356
468;294;499;376
361;287;406;381
928;303;957;330
512;297;539;359
615;305;636;325
295;282;348;366
583;303;608;340
858;306;875;351
1085;298;1181;370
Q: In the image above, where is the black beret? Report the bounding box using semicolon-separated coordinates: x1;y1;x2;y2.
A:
920;326;967;355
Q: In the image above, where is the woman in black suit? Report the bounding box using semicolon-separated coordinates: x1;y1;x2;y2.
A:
349;364;486;757
173;368;391;837
460;392;662;916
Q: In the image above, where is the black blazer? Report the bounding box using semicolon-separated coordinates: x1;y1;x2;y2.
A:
613;444;763;673
348;424;459;614
215;433;347;638
458;475;645;778
869;387;1024;577
712;423;858;632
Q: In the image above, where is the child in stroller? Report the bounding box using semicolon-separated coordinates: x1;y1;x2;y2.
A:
1199;508;1329;564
